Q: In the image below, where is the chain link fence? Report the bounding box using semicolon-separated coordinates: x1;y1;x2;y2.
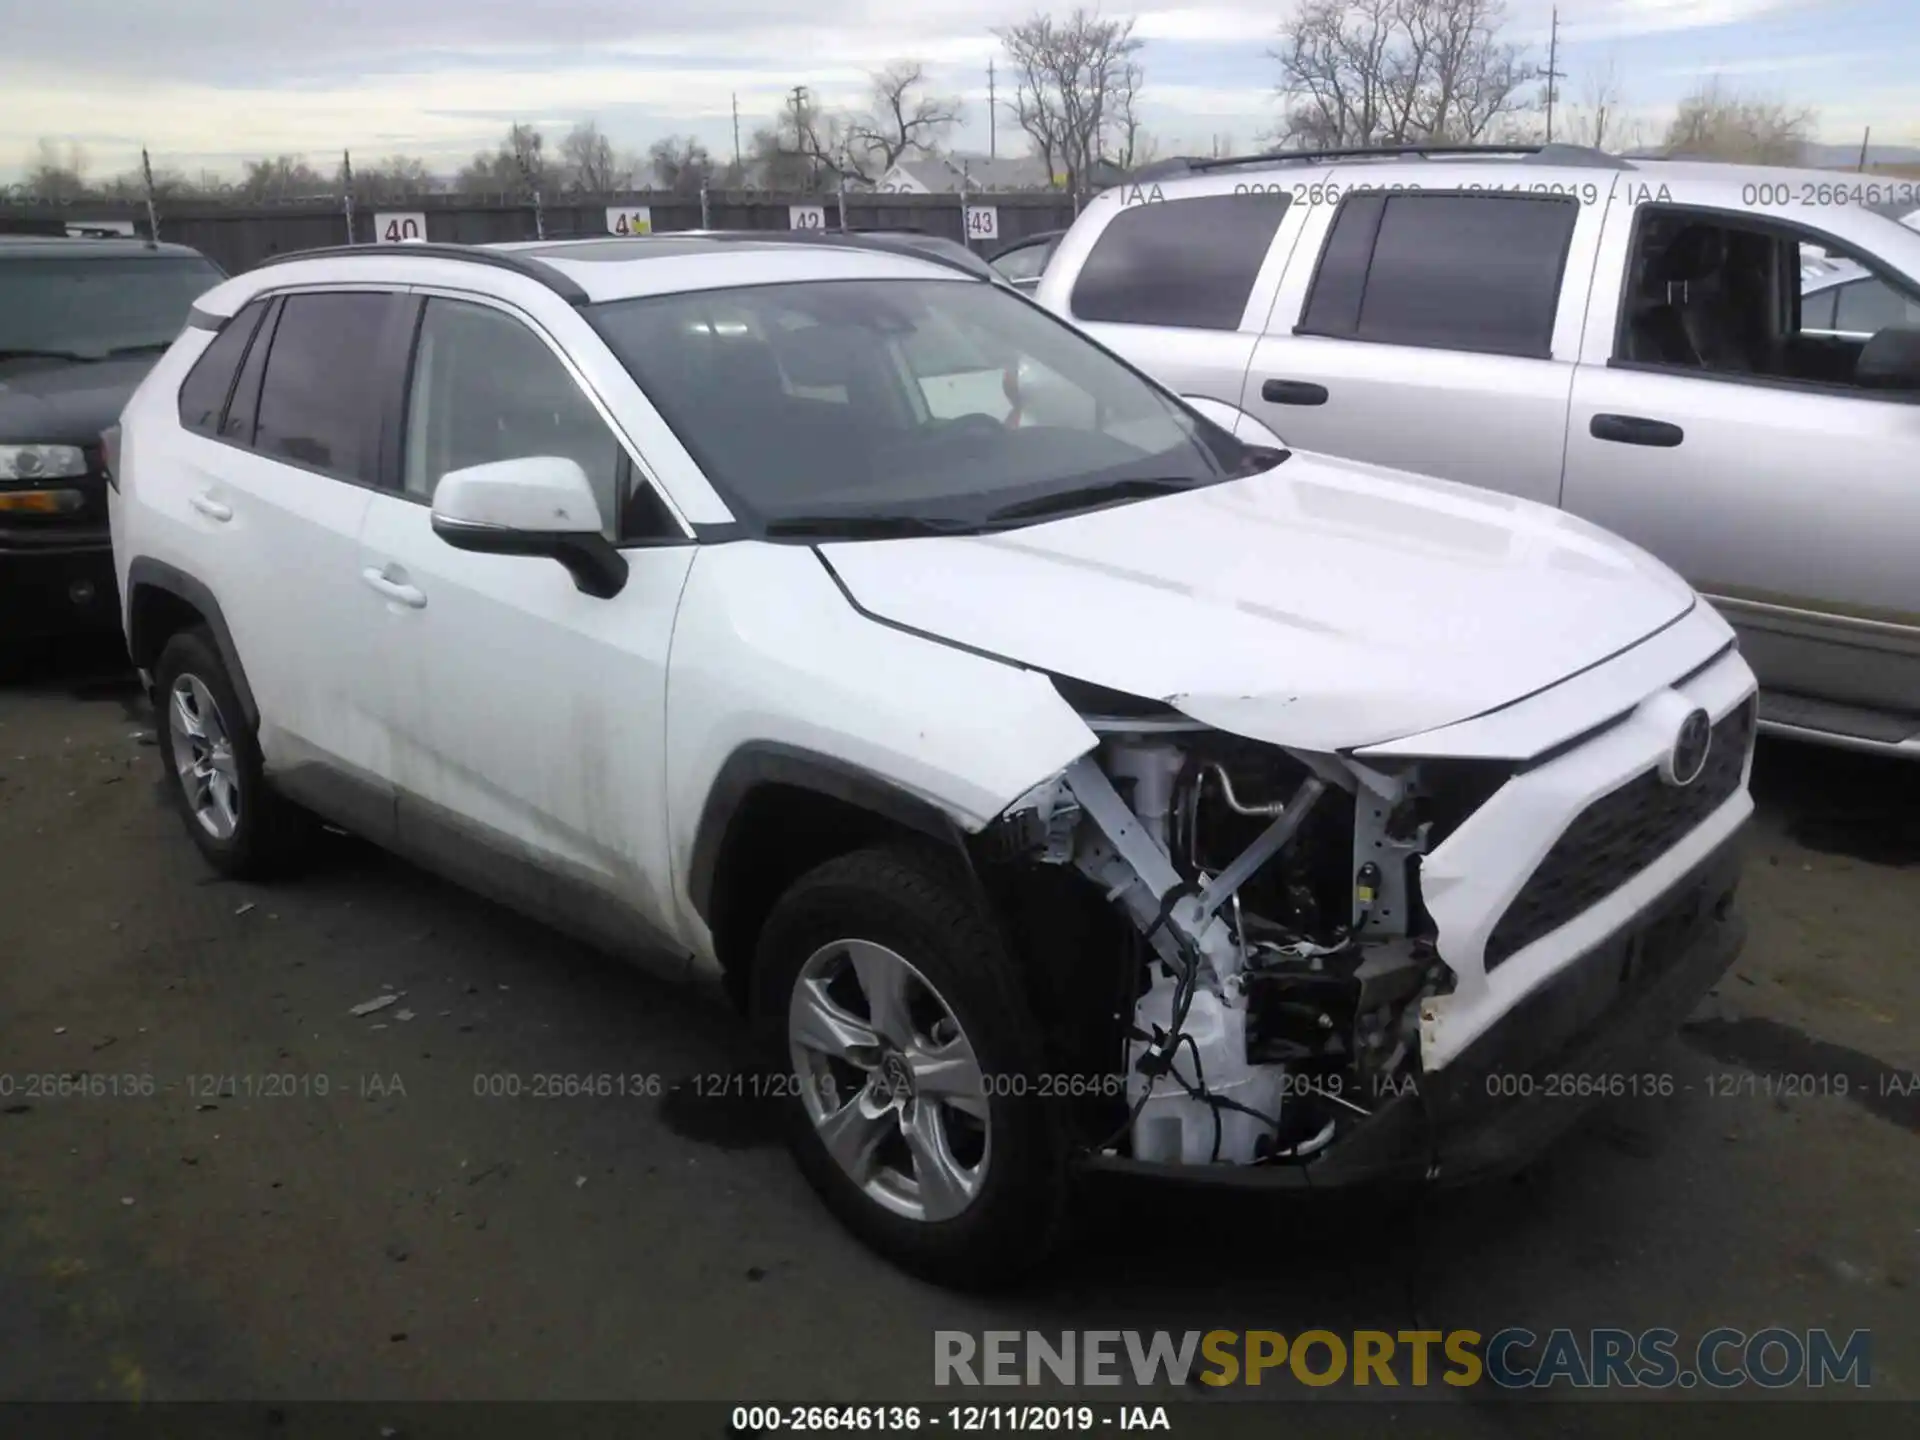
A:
0;190;1080;275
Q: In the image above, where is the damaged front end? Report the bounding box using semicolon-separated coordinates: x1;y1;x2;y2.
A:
975;684;1504;1176
971;663;1753;1186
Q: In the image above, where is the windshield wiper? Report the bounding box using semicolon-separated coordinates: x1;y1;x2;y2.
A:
983;475;1202;524
762;513;986;539
99;341;175;359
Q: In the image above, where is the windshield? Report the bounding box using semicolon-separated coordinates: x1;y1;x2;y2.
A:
587;278;1279;534
0;255;224;362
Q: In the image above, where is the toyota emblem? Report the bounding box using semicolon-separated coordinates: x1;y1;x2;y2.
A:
1662;708;1713;788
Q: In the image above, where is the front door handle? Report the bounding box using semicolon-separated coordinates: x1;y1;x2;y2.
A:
362;568;427;609
1590;413;1684;447
1261;379;1329;406
189;493;233;522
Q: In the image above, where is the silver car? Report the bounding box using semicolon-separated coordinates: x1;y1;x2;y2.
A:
1034;145;1920;758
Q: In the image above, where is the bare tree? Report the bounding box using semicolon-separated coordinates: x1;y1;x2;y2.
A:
24;139;92;203
238;154;329;201
560;120;628;193
1110;58;1158;169
747;122;814;191
995;9;1142;199
841;61;964;180
648;135;717;195
456;123;549;197
1552;59;1645;152
1661;77;1814;164
746;91;859;191
1270;0;1536;148
341;155;440;202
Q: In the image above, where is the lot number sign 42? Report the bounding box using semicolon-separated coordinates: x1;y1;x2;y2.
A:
789;204;826;230
374;212;427;244
607;206;653;236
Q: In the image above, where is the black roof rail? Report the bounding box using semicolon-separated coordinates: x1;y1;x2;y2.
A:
1167;142;1634;175
659;228;1000;281
249;241;591;304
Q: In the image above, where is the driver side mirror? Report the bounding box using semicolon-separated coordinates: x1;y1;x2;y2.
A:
430;456;628;599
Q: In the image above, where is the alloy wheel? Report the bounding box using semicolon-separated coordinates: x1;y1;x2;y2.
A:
788;938;991;1223
168;674;241;840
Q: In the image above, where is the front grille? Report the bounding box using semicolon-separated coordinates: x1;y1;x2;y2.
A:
1483;697;1754;970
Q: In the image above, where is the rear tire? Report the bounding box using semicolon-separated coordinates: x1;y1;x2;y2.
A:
753;843;1069;1290
153;627;313;880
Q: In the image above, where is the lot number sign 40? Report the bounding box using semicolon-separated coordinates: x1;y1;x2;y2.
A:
374;212;427;244
607;206;653;236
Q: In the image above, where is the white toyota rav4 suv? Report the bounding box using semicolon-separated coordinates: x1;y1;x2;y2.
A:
108;232;1757;1286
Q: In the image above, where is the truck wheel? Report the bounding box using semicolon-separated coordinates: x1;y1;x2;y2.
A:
753;844;1068;1289
153;627;312;880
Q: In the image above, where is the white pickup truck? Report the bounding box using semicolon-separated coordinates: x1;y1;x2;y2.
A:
1036;144;1920;758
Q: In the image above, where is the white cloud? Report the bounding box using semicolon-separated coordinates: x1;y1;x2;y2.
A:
1;0;1913;182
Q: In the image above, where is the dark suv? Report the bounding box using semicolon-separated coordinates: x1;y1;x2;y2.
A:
1;236;224;648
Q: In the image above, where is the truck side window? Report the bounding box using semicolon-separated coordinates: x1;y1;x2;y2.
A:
1297;192;1577;359
1070;193;1291;331
1620;206;1920;396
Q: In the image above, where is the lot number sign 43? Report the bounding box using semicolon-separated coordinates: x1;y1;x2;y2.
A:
374;212;427;244
964;206;999;242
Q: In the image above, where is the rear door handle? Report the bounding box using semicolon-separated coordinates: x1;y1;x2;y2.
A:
1590;413;1684;448
362;568;427;609
189;493;232;522
1261;379;1329;406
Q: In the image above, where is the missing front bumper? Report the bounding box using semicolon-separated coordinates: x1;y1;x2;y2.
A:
1082;822;1748;1190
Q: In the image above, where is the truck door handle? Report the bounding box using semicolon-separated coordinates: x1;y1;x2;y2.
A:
362;568;427;609
1261;379;1329;406
189;493;233;522
1590;413;1684;447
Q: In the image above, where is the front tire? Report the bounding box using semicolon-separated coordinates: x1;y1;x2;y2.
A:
753;844;1068;1289
153;627;312;880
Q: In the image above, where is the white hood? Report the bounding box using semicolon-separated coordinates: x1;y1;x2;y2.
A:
819;451;1698;752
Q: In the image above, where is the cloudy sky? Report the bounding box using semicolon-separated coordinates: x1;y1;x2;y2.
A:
3;0;1916;183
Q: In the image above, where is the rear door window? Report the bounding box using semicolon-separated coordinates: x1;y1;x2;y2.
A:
1070;193;1291;330
1298;192;1579;358
252;293;397;481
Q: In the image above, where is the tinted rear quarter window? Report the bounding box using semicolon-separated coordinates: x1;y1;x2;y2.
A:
1299;192;1579;358
177;300;267;435
1071;193;1291;330
253;293;395;480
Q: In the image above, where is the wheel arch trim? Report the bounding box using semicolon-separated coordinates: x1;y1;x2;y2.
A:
125;558;260;730
685;741;972;926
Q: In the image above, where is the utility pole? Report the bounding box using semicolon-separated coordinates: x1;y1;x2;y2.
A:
1544;7;1565;144
732;93;742;172
988;58;997;160
1858;125;1872;171
789;85;812;187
